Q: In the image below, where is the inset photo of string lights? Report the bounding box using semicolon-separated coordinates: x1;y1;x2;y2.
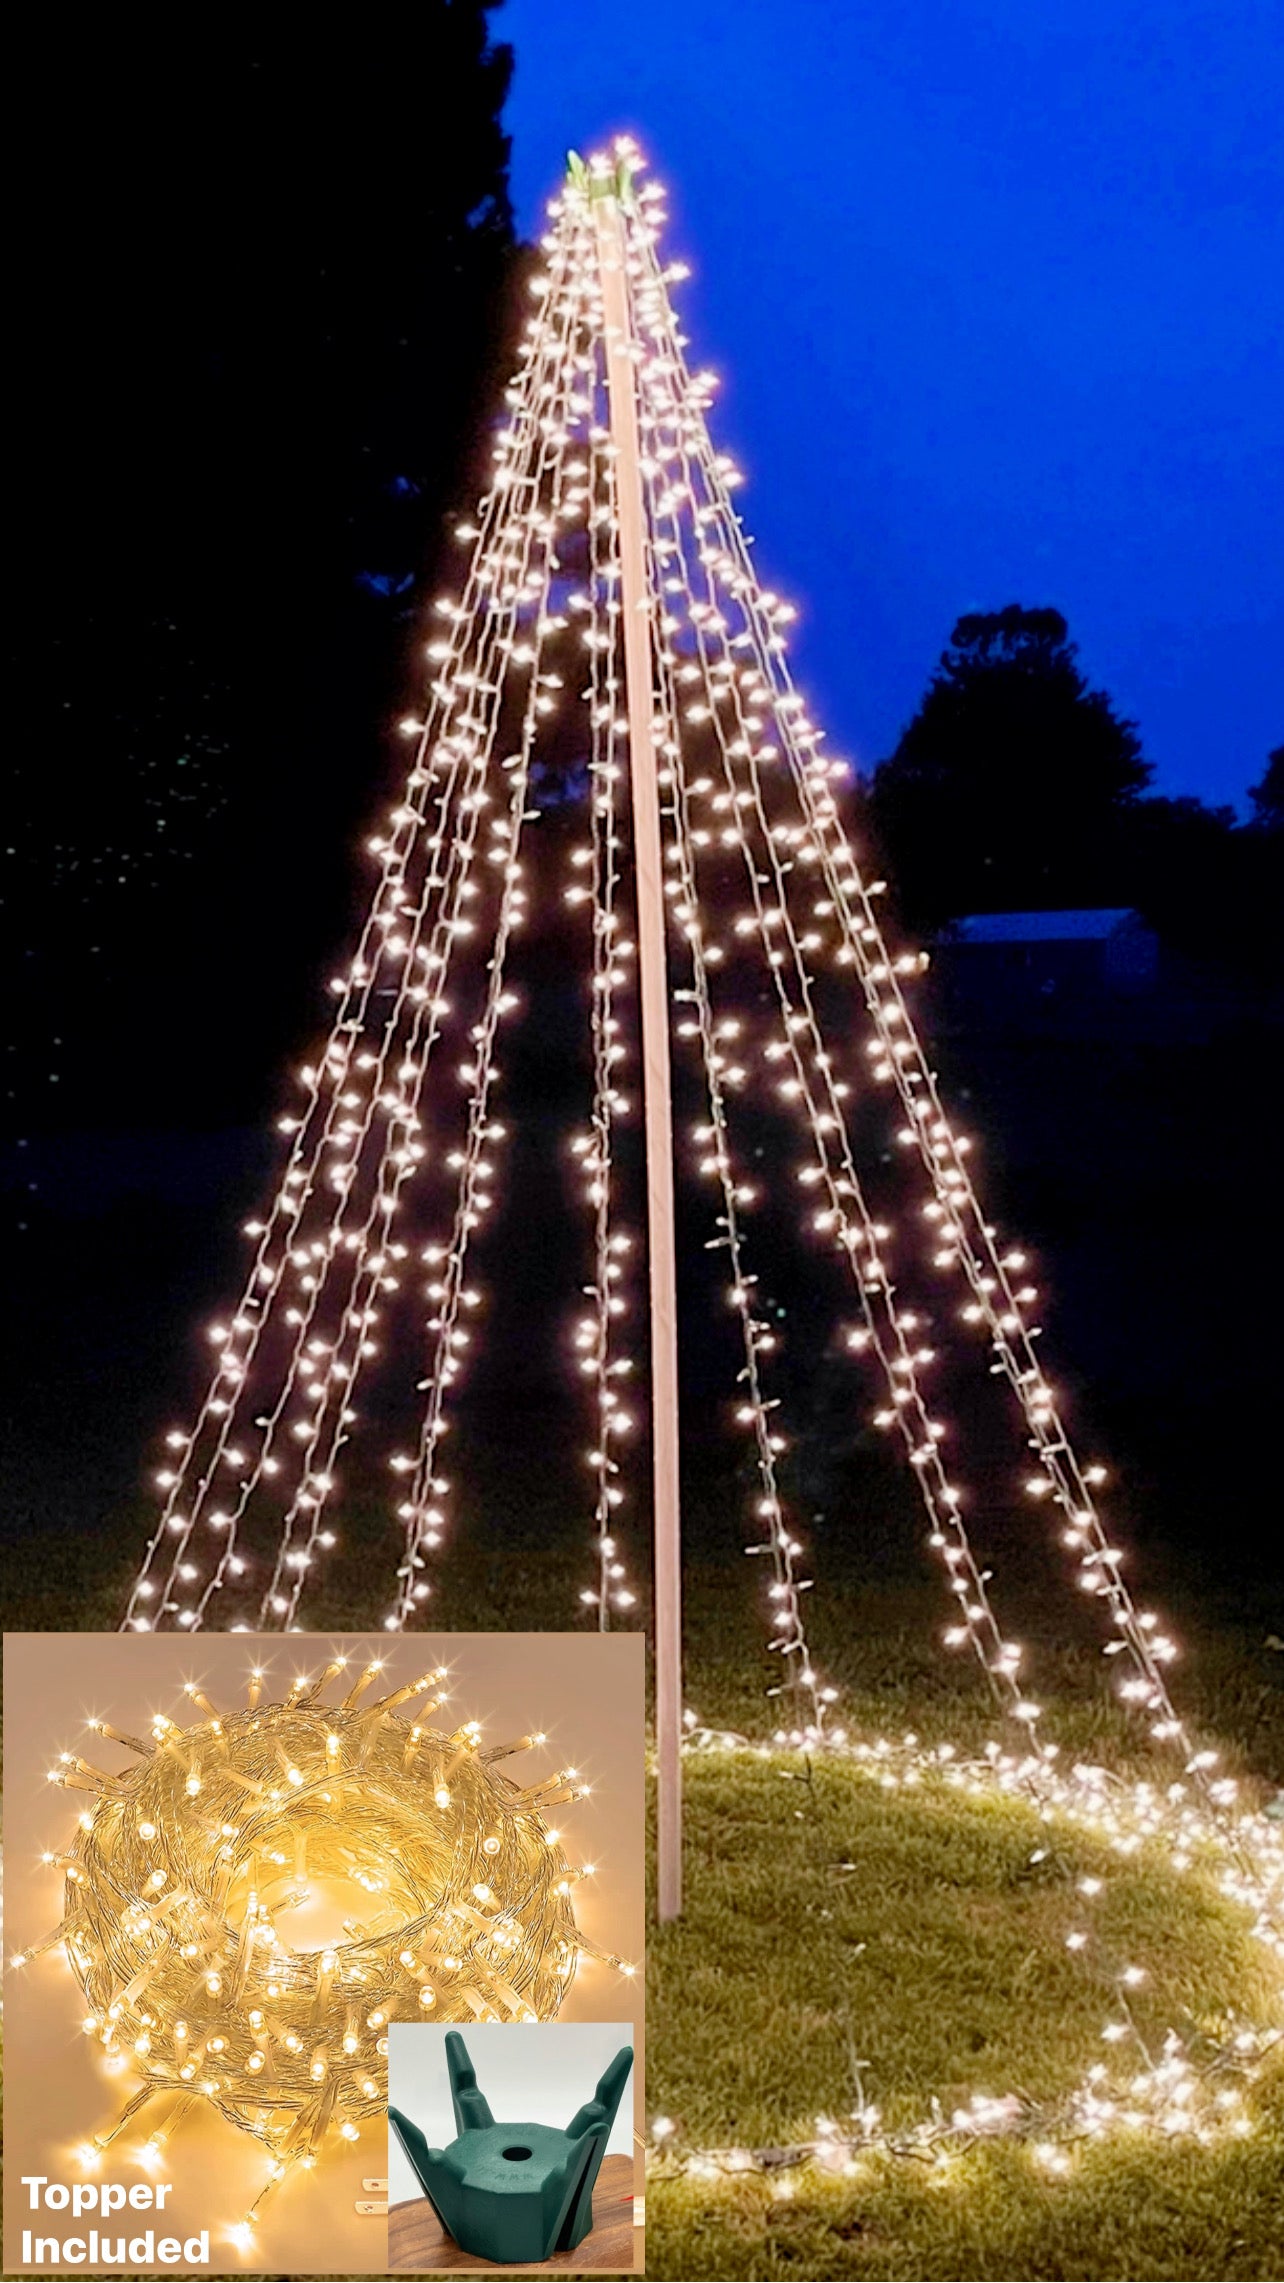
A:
2;1630;643;2274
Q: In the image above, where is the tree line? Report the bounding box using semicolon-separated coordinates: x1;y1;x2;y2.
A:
6;8;520;1132
6;20;1278;1144
867;606;1281;976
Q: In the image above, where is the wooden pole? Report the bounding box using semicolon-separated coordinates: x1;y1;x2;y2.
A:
594;180;684;1921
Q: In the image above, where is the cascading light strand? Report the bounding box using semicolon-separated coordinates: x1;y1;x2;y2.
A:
252;249;597;1633
262;577;546;1632
386;337;589;1632
569;385;641;1628
671;602;1030;1724
639;500;829;1734
664;807;829;1735
629;340;1031;1732
125;679;483;1629
273;218;601;1634
629;215;1235;1822
240;734;498;1629
120;210;593;1635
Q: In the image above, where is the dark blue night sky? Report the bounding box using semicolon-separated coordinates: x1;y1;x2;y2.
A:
504;0;1282;808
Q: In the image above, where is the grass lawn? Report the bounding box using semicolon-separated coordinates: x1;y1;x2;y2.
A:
646;1749;1284;2279
4;1491;1283;2279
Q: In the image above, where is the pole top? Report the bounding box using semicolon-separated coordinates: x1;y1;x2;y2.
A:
566;149;635;206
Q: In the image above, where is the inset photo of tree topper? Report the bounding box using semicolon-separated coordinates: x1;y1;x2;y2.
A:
388;2023;640;2271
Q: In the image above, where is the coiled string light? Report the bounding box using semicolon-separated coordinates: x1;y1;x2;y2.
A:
17;1655;635;2244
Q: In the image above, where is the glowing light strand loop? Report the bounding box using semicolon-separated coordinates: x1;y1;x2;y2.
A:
20;1659;639;2242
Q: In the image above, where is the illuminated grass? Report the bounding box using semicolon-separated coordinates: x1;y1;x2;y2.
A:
651;1755;1272;2138
649;2131;1284;2283
644;1753;1284;2280
5;1501;1282;2277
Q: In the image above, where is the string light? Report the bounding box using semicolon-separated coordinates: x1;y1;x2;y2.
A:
265;280;588;1634
653;623;827;1732
634;366;1025;1732
627;215;1210;1791
119;207;596;1635
595;188;1274;1878
112;139;1274;1931
647;1726;1283;2185
59;135;1282;2225
569;430;641;1625
18;1660;634;2235
384;380;581;1627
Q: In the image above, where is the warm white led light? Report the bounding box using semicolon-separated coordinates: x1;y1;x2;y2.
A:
24;1664;633;2228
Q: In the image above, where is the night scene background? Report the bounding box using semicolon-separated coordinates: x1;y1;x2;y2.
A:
4;5;1282;1670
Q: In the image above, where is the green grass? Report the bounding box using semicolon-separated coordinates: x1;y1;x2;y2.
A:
4;1507;1283;2278
652;1755;1275;2142
634;1558;1284;2278
645;1752;1284;2279
651;2131;1284;2283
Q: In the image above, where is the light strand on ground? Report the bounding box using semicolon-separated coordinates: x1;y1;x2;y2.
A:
646;1723;1284;2186
647;2028;1276;2188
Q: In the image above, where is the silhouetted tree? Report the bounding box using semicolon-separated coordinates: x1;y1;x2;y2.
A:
7;9;518;1131
867;605;1150;929
1249;746;1284;831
